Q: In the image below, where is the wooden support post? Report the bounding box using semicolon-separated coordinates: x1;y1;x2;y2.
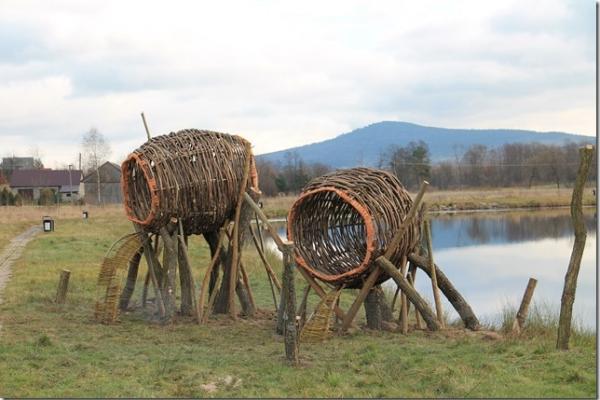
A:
55;269;71;304
119;251;142;310
408;263;423;329
243;192;287;252
281;242;299;365
297;285;311;329
159;226;178;320
376;257;440;331
425;220;445;328
133;225;166;318
198;229;226;323
364;286;383;330
141;270;150;308
512;277;538;334
557;145;594;350
177;223;200;321
340;267;381;332
398;256;409;334
238;261;256;312
249;225;282;291
384;181;429;260
408;253;480;330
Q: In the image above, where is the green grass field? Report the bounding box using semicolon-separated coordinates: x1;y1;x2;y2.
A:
0;209;596;397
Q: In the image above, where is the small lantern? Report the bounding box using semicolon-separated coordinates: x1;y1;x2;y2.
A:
42;216;54;232
82;210;89;219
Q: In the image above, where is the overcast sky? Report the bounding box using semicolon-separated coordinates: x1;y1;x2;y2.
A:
0;0;595;168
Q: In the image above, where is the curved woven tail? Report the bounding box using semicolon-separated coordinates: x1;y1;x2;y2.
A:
94;232;145;324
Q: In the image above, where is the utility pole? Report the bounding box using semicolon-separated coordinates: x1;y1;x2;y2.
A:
68;164;73;203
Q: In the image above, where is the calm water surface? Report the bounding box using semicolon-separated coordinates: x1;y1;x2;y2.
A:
263;208;597;329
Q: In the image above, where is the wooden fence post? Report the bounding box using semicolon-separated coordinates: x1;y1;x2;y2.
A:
281;241;299;365
56;269;71;304
512;277;537;334
557;145;594;350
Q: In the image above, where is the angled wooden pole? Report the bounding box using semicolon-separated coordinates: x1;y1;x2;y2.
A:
398;256;409;334
296;266;347;321
243;192;287;252
376;256;440;331
281;241;299;365
557;145;594;350
249;225;282;290
141;112;151;140
512;277;538;334
340;267;381;332
408;253;480;330
198;228;226;324
425;220;444;327
384;181;429;260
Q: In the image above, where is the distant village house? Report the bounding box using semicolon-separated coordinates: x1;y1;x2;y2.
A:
82;161;123;205
9;169;83;202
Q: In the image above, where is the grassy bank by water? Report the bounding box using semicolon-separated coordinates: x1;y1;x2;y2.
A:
262;186;597;218
0;209;595;397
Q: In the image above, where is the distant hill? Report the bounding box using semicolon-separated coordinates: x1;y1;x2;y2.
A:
257;121;594;168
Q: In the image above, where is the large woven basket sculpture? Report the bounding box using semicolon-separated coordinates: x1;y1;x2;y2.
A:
121;129;259;234
288;167;421;288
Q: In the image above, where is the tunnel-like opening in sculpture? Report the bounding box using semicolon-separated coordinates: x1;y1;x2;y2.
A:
288;187;376;285
288;167;421;289
122;154;156;226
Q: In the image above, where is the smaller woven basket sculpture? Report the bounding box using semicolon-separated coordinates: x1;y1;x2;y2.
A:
121;129;259;234
288;167;421;288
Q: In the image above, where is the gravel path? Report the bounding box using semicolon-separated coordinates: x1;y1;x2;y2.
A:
0;226;41;330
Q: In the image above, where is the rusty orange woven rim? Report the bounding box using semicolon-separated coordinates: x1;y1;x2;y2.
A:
121;152;160;226
287;186;376;284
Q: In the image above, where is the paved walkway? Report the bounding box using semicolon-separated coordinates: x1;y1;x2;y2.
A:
0;226;41;330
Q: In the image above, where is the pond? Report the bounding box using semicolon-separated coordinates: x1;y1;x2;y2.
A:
259;207;597;329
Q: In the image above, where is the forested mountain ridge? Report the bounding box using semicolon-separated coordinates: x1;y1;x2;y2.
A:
257;121;594;168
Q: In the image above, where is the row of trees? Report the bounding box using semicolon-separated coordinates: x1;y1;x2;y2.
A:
257;141;596;196
256;152;332;196
377;141;596;190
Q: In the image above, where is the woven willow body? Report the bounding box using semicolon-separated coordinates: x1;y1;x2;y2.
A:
288;167;421;288
121;129;258;235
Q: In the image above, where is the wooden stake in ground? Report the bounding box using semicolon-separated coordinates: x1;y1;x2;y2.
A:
424;220;444;327
56;269;71;304
512;277;538;334
557;145;594;350
281;242;299;365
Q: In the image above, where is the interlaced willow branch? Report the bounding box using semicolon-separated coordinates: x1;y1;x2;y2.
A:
121;129;259;234
288;167;422;288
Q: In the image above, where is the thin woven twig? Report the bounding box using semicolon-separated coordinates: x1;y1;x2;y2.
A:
288;167;421;288
121;129;259;234
94;233;145;324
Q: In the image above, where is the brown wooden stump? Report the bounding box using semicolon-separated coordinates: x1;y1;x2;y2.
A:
56;269;71;304
557;145;594;350
512;277;538;334
364;286;384;330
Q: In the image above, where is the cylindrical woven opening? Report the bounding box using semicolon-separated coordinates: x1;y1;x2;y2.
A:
121;129;259;234
288;167;420;288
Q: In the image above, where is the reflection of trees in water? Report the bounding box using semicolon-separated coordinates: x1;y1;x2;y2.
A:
432;209;596;247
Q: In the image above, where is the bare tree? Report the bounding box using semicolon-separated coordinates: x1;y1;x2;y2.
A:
81;128;111;204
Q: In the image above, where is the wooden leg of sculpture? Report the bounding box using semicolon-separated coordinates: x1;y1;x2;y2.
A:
376;256;440;331
407;253;480;330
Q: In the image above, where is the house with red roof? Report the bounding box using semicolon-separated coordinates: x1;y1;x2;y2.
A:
9;169;83;202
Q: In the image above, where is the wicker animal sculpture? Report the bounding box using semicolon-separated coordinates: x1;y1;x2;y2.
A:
121;129;259;234
287;167;421;288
